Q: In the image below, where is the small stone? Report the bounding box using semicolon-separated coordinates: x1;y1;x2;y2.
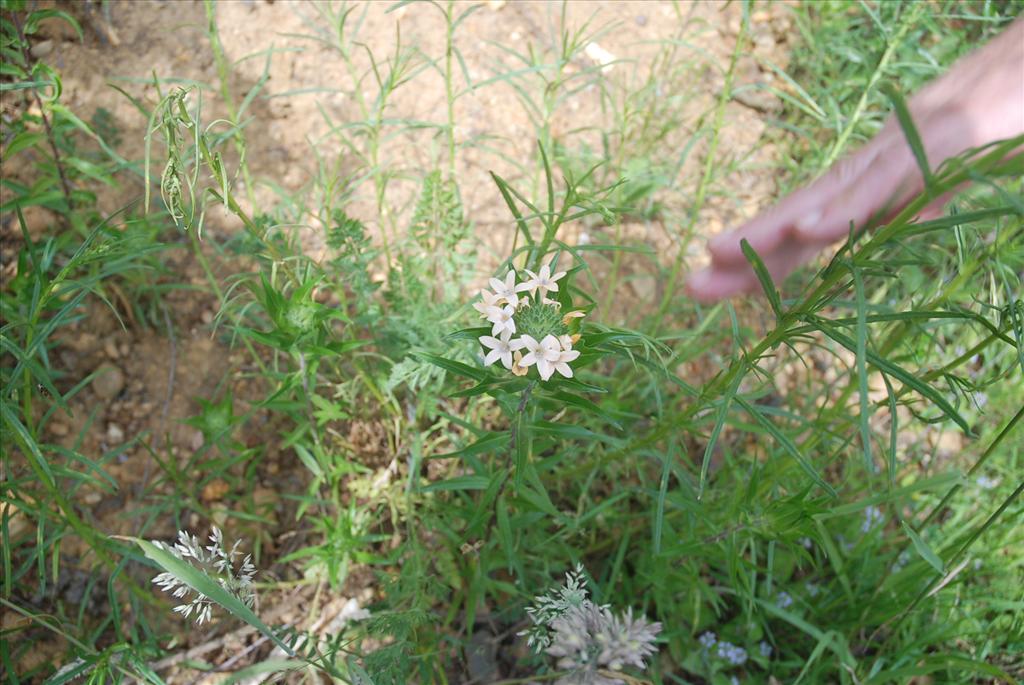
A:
82;491;102;505
92;364;125;400
201;479;230;502
67;332;98;354
30;40;53;58
189;429;205;451
118;342;130;357
104;339;120;359
210;505;229;527
201;309;214;324
106;423;125;443
49;421;69;437
253;487;278;509
635;14;648;26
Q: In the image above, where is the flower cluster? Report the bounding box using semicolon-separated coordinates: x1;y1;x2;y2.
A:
699;631;748;666
521;564;661;684
152;527;256;625
861;505;885;533
473;265;585;381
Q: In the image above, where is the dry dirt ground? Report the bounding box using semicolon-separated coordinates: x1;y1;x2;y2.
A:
4;0;807;680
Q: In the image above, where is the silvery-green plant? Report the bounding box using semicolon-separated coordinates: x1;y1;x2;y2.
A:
521;564;661;684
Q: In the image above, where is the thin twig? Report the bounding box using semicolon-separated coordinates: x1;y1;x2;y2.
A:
12;14;74;221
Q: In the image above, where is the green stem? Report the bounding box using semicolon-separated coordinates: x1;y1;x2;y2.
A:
654;8;747;331
204;0;257;211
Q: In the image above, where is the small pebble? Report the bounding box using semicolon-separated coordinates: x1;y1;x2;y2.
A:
30;40;53;58
106;423;125;443
635;14;647;26
92;364;125;400
104;339;120;359
49;421;69;437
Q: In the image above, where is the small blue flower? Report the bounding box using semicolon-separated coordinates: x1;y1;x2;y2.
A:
861;505;884;533
699;631;717;649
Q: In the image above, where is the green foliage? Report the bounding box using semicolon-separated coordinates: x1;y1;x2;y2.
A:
2;1;1022;684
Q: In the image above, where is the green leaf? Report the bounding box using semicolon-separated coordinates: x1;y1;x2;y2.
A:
741;239;783;320
700;371;743;500
901;522;944;574
444;326;491;341
422;475;491;493
851;266;874;473
490;171;534;246
3;131;45;157
413;352;488;382
881;83;933;189
544;390;621;430
811;320;971;434
735;397;837;497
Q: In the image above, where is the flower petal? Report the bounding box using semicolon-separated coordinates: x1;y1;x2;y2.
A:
484;349;502;366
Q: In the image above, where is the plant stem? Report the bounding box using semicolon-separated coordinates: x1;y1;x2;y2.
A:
13;15;74;221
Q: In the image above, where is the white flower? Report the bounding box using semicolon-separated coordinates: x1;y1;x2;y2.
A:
518;334;580;381
473;288;503;317
519;334;562;381
553;344;580;379
520;264;566;300
489;270;522;307
485;304;517;337
479;331;523;370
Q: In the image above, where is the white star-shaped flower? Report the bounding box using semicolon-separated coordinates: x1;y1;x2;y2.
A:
519;264;566;299
485;304;517;337
519;334;564;380
489;271;522;307
472;288;503;318
553;339;580;378
479;331;523;370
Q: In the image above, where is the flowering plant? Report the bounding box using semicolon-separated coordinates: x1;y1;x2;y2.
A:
475;263;586;381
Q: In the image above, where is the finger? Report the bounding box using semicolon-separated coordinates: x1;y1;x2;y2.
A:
688;239;823;303
686;264;759;303
793;142;917;245
708;141;887;266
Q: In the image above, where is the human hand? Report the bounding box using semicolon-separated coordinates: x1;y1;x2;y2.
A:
686;18;1024;304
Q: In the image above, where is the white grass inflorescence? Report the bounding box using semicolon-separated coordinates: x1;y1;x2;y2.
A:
151;527;256;625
